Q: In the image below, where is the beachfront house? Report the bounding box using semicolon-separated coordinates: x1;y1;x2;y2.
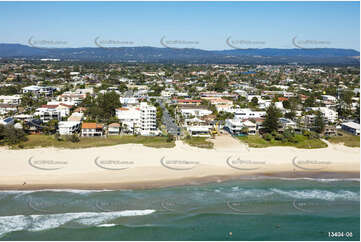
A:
341;122;360;136
225;119;243;135
279;118;297;129
225;118;256;135
108;123;120;135
187;125;211;137
58;121;81;135
81;122;104;137
305;107;338;123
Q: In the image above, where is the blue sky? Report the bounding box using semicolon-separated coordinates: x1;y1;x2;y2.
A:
0;1;359;50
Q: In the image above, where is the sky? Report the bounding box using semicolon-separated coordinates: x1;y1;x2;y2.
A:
0;1;359;50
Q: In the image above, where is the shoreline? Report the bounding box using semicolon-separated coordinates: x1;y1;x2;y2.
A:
0;136;359;191
0;171;359;191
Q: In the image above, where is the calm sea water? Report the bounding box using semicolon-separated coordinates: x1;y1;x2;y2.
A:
0;178;359;241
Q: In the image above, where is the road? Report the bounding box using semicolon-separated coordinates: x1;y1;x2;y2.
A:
157;99;180;136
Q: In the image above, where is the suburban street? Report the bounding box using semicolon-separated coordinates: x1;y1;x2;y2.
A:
158;99;180;137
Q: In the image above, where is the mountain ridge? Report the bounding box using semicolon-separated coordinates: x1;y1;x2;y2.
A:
0;44;359;65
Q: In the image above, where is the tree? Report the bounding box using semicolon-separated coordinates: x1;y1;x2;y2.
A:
44;120;58;135
282;100;291;109
263;104;282;133
314;111;325;134
84;91;121;121
251;97;258;106
285;111;296;120
342;91;354;106
0;125;27;145
304;96;316;107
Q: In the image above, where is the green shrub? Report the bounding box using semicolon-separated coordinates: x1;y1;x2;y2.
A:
167;134;174;143
263;133;272;141
66;134;80;143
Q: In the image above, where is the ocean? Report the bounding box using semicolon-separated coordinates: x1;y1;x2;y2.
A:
0;178;359;241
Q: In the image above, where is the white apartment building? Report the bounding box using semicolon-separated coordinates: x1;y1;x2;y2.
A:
0;95;21;105
116;102;158;136
116;106;140;133
58;121;81;135
139;102;158;136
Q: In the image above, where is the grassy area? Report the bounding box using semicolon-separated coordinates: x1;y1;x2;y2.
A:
15;134;176;149
183;137;214;149
238;134;327;149
327;131;360;147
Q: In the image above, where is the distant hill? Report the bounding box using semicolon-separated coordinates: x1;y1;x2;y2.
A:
0;44;359;65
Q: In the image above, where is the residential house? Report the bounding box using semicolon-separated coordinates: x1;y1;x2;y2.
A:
225;118;256;135
0;117;14;126
24;119;44;134
58;121;81;135
81;122;104;137
22;86;55;96
341;122;360;136
233;108;266;120
0;95;21;105
67;112;84;122
119;97;139;107
305;107;338;123
0;104;17;115
108;123;120;135
173;99;202;106
34;106;61;123
178;105;212;118
321;95;337;104
224;119;244;135
57;91;87;106
279;118;297;129
187;125;211;137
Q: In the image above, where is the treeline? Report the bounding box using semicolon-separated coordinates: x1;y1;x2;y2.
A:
81;91;121;123
0;125;27;145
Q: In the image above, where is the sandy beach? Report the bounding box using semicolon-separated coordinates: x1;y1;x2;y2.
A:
0;135;359;190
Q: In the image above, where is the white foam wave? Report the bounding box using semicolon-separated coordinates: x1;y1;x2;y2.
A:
226;187;359;201
271;189;359;201
97;223;117;227
277;177;360;182
0;210;155;237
